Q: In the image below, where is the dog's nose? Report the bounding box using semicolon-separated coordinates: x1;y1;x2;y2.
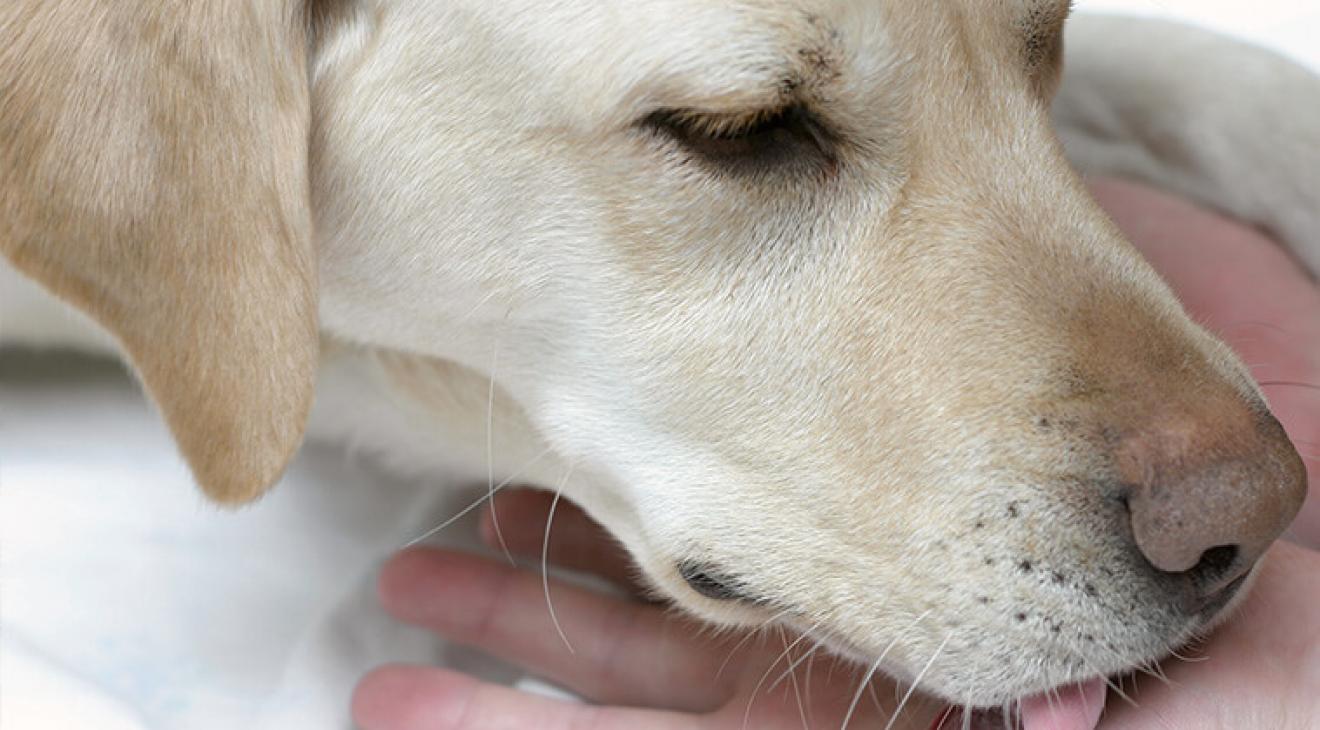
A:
1115;405;1306;600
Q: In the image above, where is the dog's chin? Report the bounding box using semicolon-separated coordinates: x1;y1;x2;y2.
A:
645;541;1263;730
730;561;1264;721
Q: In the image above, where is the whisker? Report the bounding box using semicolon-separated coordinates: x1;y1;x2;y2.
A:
827;611;937;730
768;634;822;692
1258;380;1320;393
743;628;813;730
716;608;794;680
778;629;810;730
1148;659;1174;686
485;334;516;565
1068;650;1134;708
401;445;554;547
890;609;936;704
885;634;950;730
542;461;577;654
1217;320;1292;338
865;681;885;717
1070;648;1180;730
838;654;883;730
1166;646;1208;663
804;636;817;722
1076;679;1094;722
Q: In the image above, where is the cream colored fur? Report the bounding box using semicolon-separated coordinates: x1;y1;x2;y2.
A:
3;1;1317;708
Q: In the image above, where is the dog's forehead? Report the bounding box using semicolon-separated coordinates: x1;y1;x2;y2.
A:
447;0;874;118
385;1;1061;130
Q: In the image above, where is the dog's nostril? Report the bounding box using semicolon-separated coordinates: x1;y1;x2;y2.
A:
1111;406;1305;616
1117;408;1305;578
1187;544;1239;584
677;561;752;601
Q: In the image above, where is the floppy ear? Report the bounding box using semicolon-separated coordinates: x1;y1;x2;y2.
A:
0;2;316;504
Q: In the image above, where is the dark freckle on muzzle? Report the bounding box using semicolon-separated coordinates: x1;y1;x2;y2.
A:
677;560;758;602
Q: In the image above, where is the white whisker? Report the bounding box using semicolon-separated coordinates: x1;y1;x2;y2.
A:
1167;646;1207;663
838;608;933;729
401;445;554;547
1069;648;1178;730
885;634;949;730
778;629;810;730
485;331;515;565
768;640;821;692
865;681;885;717
742;627;814;730
839;655;883;730
1076;679;1094;724
543;461;577;654
716;608;794;680
803;636;818;721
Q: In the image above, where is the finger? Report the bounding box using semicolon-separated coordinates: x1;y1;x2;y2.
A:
481;489;646;592
378;548;743;711
1096;543;1320;729
352;664;700;730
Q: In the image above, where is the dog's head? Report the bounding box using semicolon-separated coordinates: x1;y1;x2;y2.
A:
3;0;1305;709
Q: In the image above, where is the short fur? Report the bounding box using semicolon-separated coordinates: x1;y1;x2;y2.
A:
3;0;1316;708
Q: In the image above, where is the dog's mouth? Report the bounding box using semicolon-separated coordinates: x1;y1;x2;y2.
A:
939;564;1256;730
758;560;1263;730
932;678;1107;730
773;620;1108;730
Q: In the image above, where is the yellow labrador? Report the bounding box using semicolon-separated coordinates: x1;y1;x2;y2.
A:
3;0;1317;722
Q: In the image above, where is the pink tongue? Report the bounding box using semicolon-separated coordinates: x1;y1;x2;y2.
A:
1019;678;1107;730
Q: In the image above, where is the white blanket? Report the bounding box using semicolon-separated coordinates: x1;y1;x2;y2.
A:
2;4;1316;729
2;352;519;729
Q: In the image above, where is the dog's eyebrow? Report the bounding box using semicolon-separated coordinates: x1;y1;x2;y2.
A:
612;12;846;122
639;59;828;121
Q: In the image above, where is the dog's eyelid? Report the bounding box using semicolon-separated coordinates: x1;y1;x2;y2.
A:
677;560;758;602
644;104;790;135
638;103;838;173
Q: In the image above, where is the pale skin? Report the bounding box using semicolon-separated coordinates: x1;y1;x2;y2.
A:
352;177;1320;730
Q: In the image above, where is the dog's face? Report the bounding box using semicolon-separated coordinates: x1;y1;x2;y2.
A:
4;0;1305;710
308;0;1305;705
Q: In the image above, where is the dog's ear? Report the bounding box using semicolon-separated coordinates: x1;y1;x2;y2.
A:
0;3;316;504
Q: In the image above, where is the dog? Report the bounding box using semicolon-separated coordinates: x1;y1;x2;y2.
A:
3;0;1317;719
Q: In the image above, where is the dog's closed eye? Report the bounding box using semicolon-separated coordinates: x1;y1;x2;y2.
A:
641;104;836;175
677;560;759;602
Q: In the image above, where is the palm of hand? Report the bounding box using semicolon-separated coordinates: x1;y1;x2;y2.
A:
356;541;941;730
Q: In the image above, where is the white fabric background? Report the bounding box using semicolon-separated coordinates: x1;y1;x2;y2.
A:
2;3;1317;729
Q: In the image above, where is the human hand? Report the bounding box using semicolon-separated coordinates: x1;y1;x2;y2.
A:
353;496;942;729
1080;177;1320;728
354;178;1320;729
353;490;1319;730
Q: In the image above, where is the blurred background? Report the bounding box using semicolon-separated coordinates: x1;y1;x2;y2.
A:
1084;0;1318;69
